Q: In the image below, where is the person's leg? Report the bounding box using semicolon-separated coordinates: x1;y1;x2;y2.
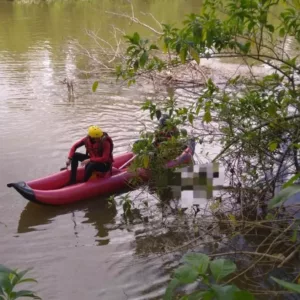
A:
84;162;111;182
70;152;89;184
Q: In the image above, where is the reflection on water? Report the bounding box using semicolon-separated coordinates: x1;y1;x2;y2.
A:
82;202;117;246
18;199;117;248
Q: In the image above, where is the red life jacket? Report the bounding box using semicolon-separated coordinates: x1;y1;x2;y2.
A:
84;133;114;163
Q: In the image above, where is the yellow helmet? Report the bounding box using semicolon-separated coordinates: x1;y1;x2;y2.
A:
88;125;103;138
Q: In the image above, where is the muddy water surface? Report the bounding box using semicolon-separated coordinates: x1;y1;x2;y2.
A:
0;1;211;299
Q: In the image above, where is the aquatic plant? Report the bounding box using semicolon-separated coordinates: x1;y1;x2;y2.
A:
0;265;40;300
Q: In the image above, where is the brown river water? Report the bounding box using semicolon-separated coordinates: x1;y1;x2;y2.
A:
0;1;211;299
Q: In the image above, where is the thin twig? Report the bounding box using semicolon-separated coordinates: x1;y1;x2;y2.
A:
209;251;284;261
278;245;300;268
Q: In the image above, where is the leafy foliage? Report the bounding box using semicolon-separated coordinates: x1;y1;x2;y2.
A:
271;277;300;294
268;185;300;209
109;1;300;297
210;259;237;283
119;193;133;222
116;0;300;206
163;253;253;300
116;32;164;85
0;265;40;300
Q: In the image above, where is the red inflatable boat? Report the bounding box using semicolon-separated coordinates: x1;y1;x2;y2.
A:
7;142;195;206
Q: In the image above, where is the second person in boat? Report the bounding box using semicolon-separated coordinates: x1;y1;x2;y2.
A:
66;125;114;184
153;114;180;147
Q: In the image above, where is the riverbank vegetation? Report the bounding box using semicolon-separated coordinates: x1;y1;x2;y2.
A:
89;0;300;298
0;265;40;300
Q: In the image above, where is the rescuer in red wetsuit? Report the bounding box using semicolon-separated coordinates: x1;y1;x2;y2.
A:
66;125;114;184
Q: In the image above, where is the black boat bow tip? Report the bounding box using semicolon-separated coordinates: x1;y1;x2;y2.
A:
7;181;37;203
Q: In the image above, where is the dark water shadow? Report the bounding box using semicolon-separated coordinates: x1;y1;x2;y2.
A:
17;190;132;246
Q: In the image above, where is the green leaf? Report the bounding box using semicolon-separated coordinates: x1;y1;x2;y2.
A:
16;269;30;280
279;27;286;37
0;269;17;294
149;44;159;50
190;47;200;64
180;129;188;137
132;32;140;45
210;259;237;282
163;278;180;300
0;273;10;292
155;110;162;121
237;42;251;54
175;42;181;54
228;75;240;85
150;111;155;120
211;284;240;300
268;103;277;116
139;51;148;68
0;264;13;287
14;290;41;299
183;253;210;274
287;56;297;68
1;275;13;294
212;285;254;300
12;269;32;286
188;113;194;125
133;60;139;71
244;42;251;53
180;47;188;63
266;24;274;32
126;45;137;54
127;79;136;87
192;25;203;41
92;81;99;92
233;291;254;300
265;213;274;220
291;229;297;243
162;43;169;53
0;265;13;274
174;265;199;284
271;277;300;293
248;21;256;31
143;155;150;168
184;290;214;300
268;185;300;209
203;111;212;123
228;214;237;226
283;173;300;188
203;291;215;300
18;278;38;284
268;141;278;152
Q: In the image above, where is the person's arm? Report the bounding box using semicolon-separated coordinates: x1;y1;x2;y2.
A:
90;140;111;163
68;137;85;159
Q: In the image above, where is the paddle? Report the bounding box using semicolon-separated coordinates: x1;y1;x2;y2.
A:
118;155;137;170
60;162;70;171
